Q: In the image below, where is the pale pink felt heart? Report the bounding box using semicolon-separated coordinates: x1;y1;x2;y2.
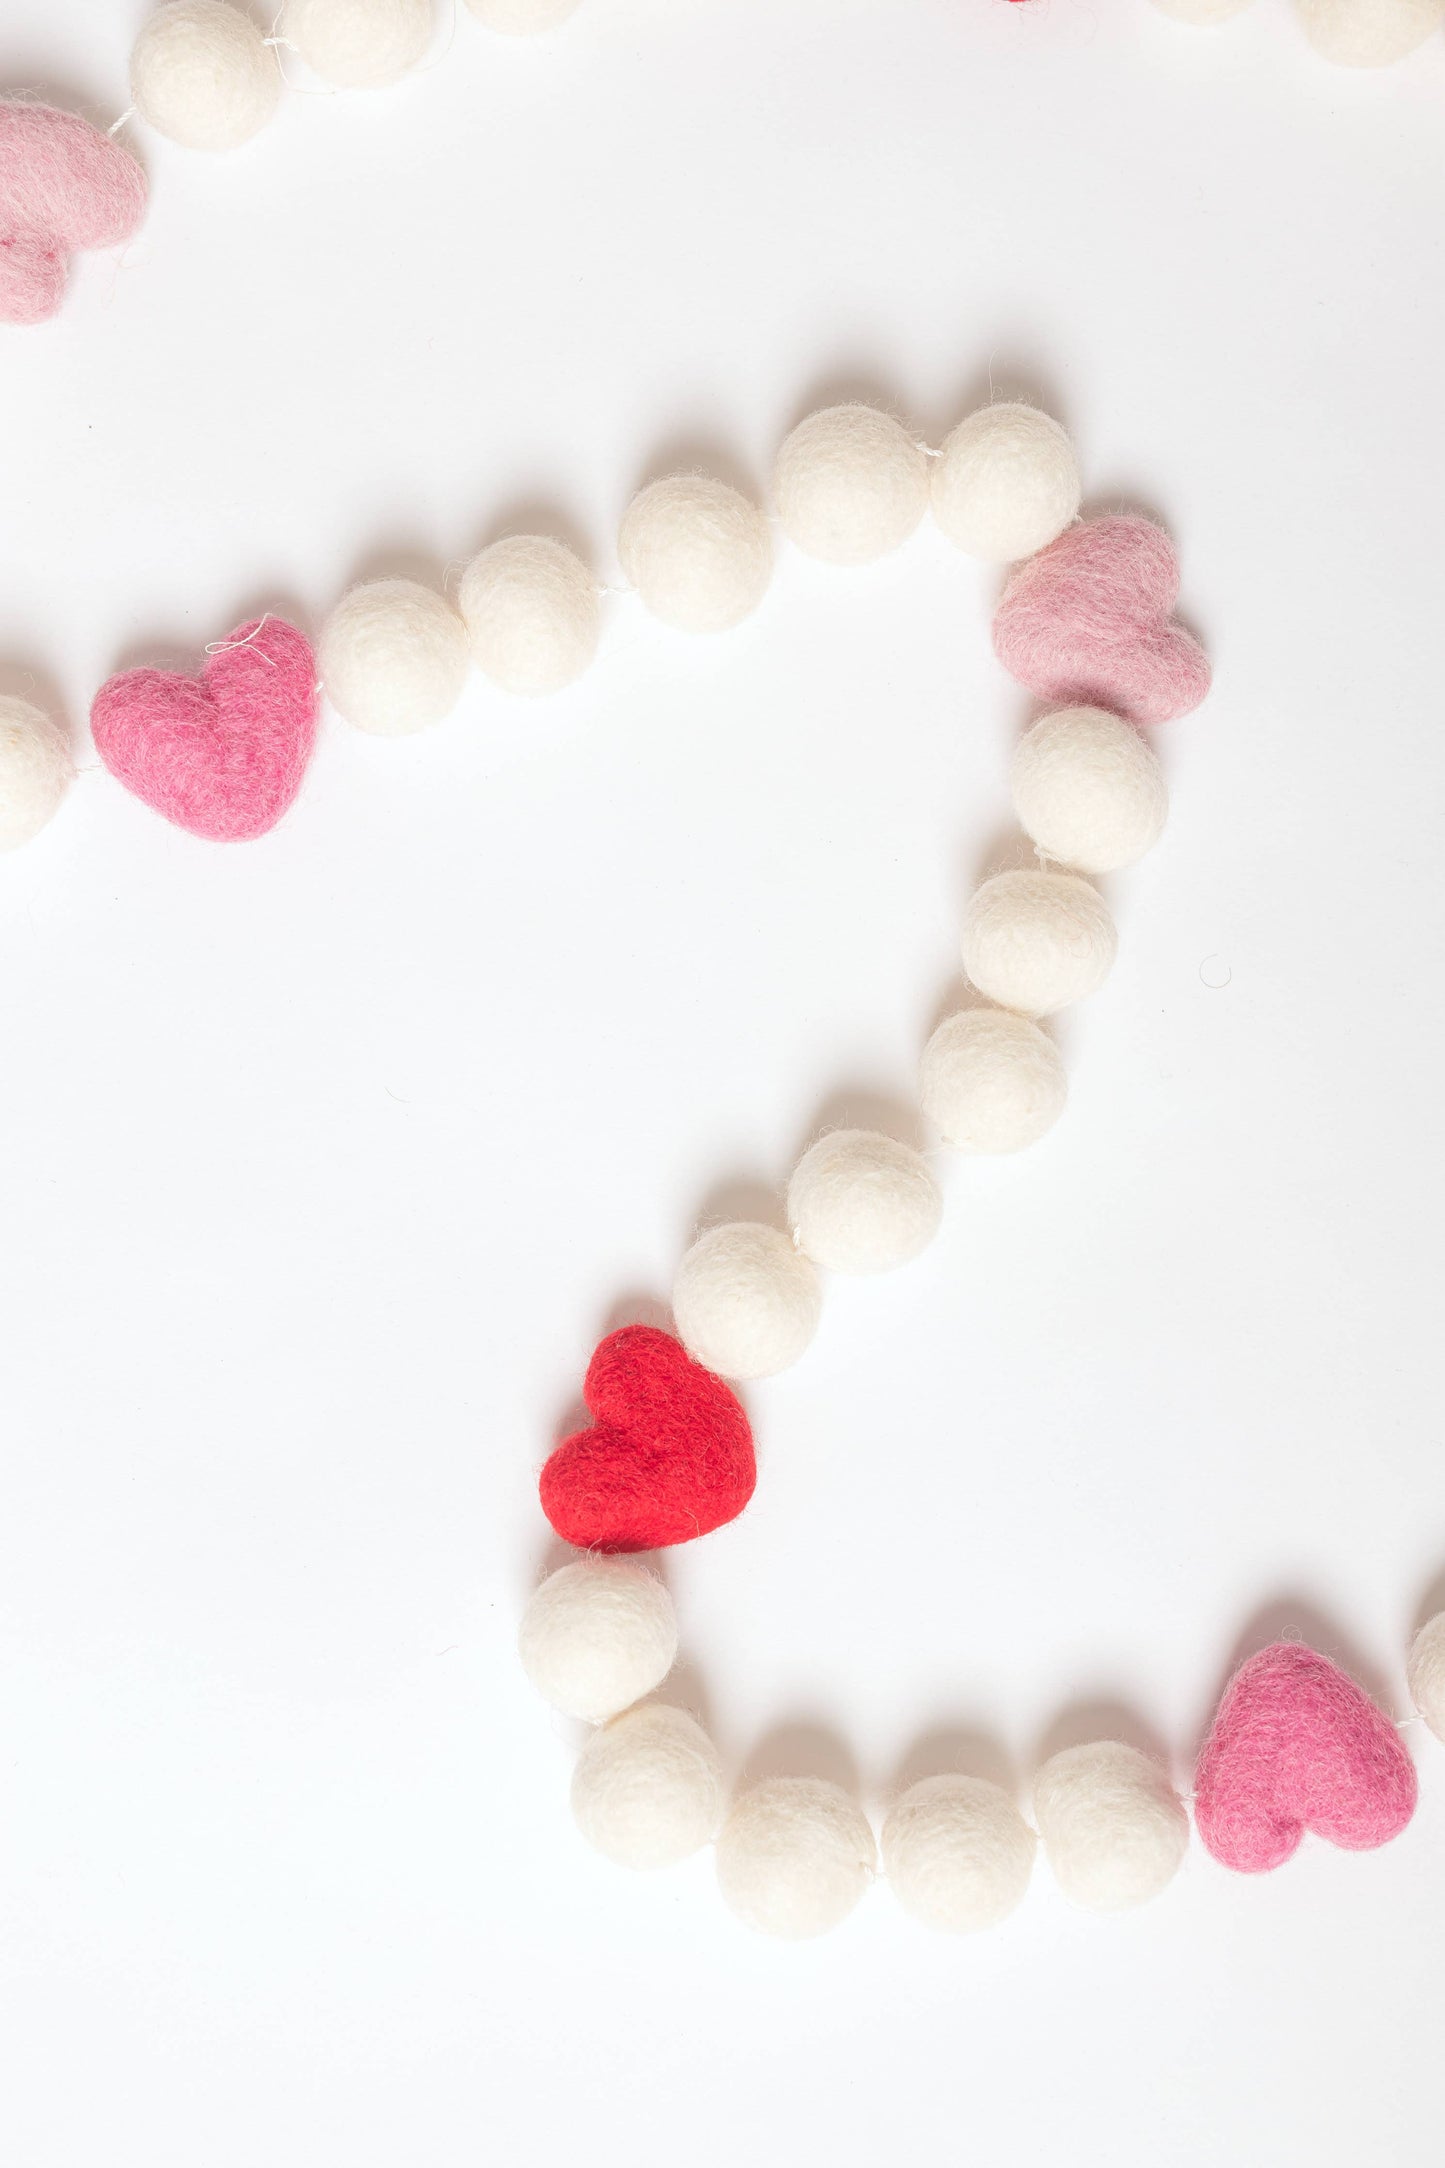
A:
993;513;1211;726
1194;1642;1417;1873
92;619;319;842
0;103;147;326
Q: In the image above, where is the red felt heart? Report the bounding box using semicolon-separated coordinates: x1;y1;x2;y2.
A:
0;103;147;326
993;513;1211;726
91;618;318;842
540;1325;755;1553
1194;1642;1417;1873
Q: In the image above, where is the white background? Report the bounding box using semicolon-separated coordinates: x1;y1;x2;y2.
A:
3;2;1445;2162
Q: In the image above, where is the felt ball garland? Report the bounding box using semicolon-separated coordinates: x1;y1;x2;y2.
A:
0;388;1210;848
507;422;1441;1937
1;0;1434;329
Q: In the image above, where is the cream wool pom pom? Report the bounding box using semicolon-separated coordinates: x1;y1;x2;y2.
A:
931;405;1080;563
672;1222;821;1381
320;578;469;735
772;405;930;566
881;1775;1036;1933
1297;0;1445;63
961;869;1117;1017
518;1558;676;1724
132;2;281;152
618;476;773;634
715;1777;875;1939
787;1130;942;1274
1011;706;1168;874
457;535;600;695
0;697;72;851
571;1703;724;1868
465;0;583;30
920;1009;1067;1153
1407;1614;1445;1743
284;0;433;87
1033;1742;1189;1912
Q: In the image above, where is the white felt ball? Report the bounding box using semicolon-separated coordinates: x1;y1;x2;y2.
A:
1149;0;1255;21
284;0;432;87
571;1703;724;1869
131;1;282;151
1033;1742;1188;1912
320;578;469;736
715;1777;875;1939
0;697;72;851
1296;0;1445;64
1406;1614;1445;1744
618;476;773;634
772;404;930;566
457;535;600;696
881;1775;1036;1934
1011;706;1168;874
920;1009;1067;1154
961;870;1117;1017
787;1130;942;1275
465;0;583;29
672;1223;821;1381
931;404;1081;563
518;1558;676;1725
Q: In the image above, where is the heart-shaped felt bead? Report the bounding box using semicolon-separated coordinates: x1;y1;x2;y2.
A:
92;619;318;842
0;103;148;326
540;1325;755;1553
1194;1641;1417;1873
993;513;1211;726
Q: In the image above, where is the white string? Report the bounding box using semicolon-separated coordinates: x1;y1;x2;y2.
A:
108;108;135;137
204;615;278;664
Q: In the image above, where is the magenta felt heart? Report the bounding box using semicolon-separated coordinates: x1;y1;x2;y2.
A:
92;619;318;842
1194;1642;1417;1873
993;514;1211;726
0;103;147;326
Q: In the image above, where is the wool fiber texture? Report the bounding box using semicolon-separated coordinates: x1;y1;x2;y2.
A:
0;103;148;324
458;535;599;695
881;1775;1035;1933
571;1703;723;1869
1407;1615;1445;1744
539;1325;755;1553
618;475;773;634
132;2;282;152
0;695;73;849
518;1556;676;1724
786;1129;941;1274
1193;1641;1418;1872
715;1777;876;1939
993;514;1211;727
1033;1742;1188;1911
961;869;1116;1017
320;578;469;735
284;0;433;87
672;1222;821;1381
91;618;317;842
920;1008;1067;1153
1297;0;1445;61
931;404;1080;562
773;404;929;565
1012;705;1168;873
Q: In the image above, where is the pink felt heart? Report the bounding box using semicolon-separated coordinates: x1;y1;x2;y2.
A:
993;514;1211;726
0;103;147;326
1194;1642;1417;1873
92;619;318;842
